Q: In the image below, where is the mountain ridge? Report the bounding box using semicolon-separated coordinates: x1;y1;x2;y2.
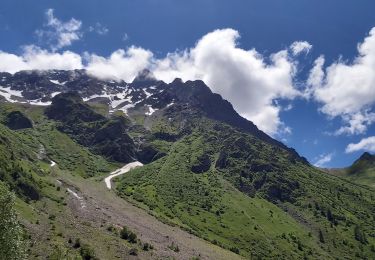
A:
1;69;307;163
0;69;374;259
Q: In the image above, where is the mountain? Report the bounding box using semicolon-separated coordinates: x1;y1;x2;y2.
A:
328;152;375;188
0;70;374;259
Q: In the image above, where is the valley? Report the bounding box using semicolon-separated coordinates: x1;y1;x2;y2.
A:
0;70;374;259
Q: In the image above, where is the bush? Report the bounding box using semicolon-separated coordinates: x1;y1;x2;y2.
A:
142;242;152;251
354;225;367;244
230;247;240;254
319;230;325;244
73;238;81;248
79;244;96;260
120;226;137;243
168;242;180;252
129;248;138;256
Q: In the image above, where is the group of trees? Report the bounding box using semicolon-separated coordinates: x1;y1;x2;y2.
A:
0;181;26;260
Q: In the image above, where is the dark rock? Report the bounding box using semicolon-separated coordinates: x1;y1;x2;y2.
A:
4;111;33;130
215;151;228;169
45;92;105;122
191;154;211;173
137;145;160;164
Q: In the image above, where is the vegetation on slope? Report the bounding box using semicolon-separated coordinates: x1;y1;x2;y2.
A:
117;112;375;259
1;82;375;259
0;181;26;260
0;101;132;259
329;152;375;188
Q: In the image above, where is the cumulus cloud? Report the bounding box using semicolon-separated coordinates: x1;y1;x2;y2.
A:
308;27;375;135
85;47;152;82
0;28;302;135
36;9;82;50
290;41;312;55
0;45;83;73
346;136;375;153
314;153;334;167
152;29;300;135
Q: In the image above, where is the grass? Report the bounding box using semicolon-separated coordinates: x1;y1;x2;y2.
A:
117;133;328;258
117;117;375;259
2;98;375;259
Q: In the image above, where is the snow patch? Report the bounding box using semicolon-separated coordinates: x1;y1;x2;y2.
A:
145;105;158;116
50;79;61;85
143;88;152;98
28;99;51;106
51;92;61;98
104;161;143;189
0;86;24;102
67;188;86;208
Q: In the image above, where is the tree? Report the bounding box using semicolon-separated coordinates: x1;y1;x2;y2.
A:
354;225;367;244
319;230;325;244
0;181;26;260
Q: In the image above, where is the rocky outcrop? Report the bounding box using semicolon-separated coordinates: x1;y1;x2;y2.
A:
191;154;211;173
5;111;33;130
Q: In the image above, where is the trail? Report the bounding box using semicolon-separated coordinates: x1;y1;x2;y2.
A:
104;161;143;189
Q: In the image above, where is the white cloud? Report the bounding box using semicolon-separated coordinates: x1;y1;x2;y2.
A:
290;41;312;56
346;136;375;153
89;22;109;35
85;47;152;82
0;46;83;73
308;27;375;135
36;9;82;50
122;33;129;42
0;28;301;136
314;153;333;167
152;29;300;135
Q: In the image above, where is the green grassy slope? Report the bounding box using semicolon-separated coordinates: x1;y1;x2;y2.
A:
2;96;375;259
117;116;375;259
329;153;375;188
0;102;141;259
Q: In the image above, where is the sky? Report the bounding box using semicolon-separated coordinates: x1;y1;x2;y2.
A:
1;0;375;167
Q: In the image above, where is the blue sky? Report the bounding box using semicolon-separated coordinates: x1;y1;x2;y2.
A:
1;0;375;167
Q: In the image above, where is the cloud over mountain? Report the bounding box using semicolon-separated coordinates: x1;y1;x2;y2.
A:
308;27;375;136
346;136;375;153
152;29;300;135
2;6;375;140
0;46;83;73
0;28;301;136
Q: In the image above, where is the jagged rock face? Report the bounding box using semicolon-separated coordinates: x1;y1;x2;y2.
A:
45;92;136;163
45;92;105;122
0;69;308;164
4;111;33;130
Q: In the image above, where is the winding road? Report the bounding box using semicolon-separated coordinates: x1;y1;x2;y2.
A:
104;161;143;189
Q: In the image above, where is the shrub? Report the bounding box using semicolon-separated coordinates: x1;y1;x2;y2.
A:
73;238;81;248
230;247;240;254
319;230;325;244
142;242;152;251
79;244;96;260
120;226;137;243
129;248;138;256
354;225;367;244
168;242;180;252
